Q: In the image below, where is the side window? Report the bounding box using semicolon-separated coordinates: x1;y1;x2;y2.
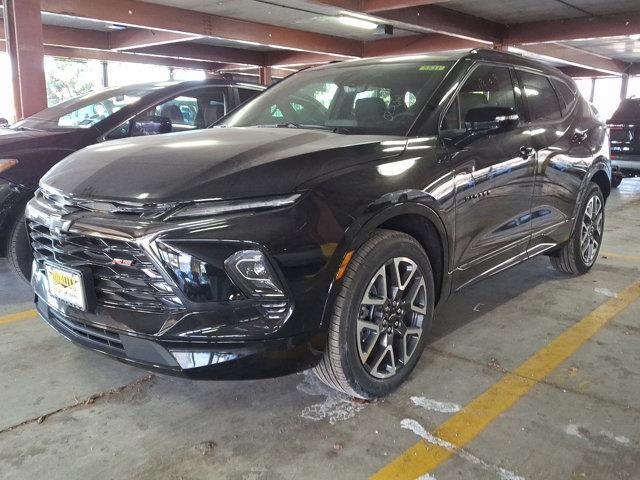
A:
238;88;261;105
519;72;562;122
441;64;516;131
153;96;198;131
551;78;577;117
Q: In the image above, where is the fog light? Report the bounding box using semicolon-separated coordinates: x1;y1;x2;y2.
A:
224;250;285;299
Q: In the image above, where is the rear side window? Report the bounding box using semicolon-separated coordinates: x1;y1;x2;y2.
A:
551;78;577;116
519;71;562;122
441;64;516;131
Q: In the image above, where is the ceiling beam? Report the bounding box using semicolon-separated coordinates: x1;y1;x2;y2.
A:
558;66;616;78
130;42;265;67
514;43;629;75
109;28;200;51
0;39;234;71
40;0;362;57
509;12;640;44
265;50;346;67
363;33;482;57
314;0;450;12
376;5;503;43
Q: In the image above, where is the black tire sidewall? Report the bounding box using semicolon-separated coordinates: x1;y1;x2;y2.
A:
338;235;435;398
7;210;33;283
570;184;604;274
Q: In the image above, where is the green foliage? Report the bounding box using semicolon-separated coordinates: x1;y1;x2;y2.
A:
46;58;95;106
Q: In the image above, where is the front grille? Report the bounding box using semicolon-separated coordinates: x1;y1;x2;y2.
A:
29;219;184;313
49;307;125;352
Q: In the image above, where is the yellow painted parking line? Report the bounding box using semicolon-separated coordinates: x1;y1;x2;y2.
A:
372;279;640;480
0;309;38;325
600;252;640;262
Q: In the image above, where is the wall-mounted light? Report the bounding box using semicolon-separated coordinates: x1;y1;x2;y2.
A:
337;15;378;30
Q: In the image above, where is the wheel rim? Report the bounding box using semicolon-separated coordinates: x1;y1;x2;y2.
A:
356;257;427;379
580;194;603;266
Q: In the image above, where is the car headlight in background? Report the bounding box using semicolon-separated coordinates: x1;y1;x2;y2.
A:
224;250;285;299
0;159;18;174
167;193;301;220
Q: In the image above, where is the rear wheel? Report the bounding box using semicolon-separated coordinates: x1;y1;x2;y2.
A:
611;175;622;189
314;230;435;399
549;183;604;275
6;210;32;284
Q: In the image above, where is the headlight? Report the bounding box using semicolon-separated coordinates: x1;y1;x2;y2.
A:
167;193;301;220
224;250;285;299
0;159;18;174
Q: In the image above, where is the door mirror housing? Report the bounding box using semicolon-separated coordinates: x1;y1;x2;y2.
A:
131;115;172;137
464;107;519;132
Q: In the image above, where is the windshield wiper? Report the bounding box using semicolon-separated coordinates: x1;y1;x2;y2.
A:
254;123;350;134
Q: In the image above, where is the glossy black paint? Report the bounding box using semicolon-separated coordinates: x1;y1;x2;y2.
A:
29;49;610;379
0;80;265;256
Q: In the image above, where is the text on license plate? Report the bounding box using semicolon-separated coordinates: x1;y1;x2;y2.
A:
45;264;86;311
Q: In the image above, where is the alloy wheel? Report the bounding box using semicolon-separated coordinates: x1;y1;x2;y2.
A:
356;257;427;379
580;195;603;266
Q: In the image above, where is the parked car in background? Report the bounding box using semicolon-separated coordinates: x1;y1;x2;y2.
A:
608;97;640;188
0;79;265;280
26;49;609;399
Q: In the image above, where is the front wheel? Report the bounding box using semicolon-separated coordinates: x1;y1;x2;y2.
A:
549;183;604;275
314;230;435;399
6;210;33;284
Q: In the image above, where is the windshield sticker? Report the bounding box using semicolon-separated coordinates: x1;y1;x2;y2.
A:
419;65;447;71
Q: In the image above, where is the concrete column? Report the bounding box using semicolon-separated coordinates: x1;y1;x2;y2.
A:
259;66;272;86
589;78;596;103
101;61;109;88
620;74;629;100
3;0;48;119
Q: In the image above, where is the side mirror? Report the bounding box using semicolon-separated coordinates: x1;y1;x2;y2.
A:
0;118;9;128
131;115;172;137
464;107;519;132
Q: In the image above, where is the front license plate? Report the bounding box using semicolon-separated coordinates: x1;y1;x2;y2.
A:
45;263;87;311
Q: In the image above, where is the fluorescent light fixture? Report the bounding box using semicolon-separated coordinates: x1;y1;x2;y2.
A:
338;15;378;30
630;34;640;40
107;24;127;30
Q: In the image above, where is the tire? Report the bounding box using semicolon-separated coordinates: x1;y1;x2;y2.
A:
6;209;33;284
549;183;604;275
611;175;622;189
313;229;435;399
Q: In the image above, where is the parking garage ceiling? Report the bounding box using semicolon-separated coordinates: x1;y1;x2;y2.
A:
0;0;639;77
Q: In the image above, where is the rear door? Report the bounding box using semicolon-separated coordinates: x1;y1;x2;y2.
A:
517;70;591;249
441;63;536;290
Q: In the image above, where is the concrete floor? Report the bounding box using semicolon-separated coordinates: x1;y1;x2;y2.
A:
1;179;639;480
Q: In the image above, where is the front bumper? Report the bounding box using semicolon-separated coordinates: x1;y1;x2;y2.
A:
26;189;341;378
35;293;323;379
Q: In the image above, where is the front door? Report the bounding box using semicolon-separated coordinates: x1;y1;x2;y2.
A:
440;63;536;290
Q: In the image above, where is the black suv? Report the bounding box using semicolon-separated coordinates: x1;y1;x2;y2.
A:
26;49;610;399
608;97;640;187
0;79;264;280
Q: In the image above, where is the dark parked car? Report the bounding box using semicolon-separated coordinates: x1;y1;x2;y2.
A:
0;79;265;280
608;97;640;187
26;49;610;399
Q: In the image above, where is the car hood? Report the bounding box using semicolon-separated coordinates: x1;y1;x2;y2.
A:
41;127;404;203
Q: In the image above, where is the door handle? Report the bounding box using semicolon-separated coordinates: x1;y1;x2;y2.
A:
519;146;535;159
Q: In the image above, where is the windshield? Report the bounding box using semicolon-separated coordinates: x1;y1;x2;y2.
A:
220;59;454;135
12;84;163;131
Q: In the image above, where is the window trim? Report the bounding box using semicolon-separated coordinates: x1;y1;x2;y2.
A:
437;60;521;135
549;77;579;119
